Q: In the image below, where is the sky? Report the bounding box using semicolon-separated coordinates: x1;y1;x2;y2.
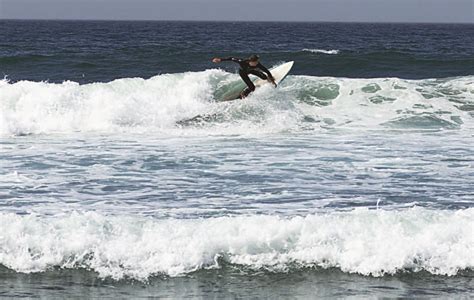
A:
0;0;473;23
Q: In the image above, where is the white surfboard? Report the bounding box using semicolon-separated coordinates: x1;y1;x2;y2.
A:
217;61;294;101
255;61;294;87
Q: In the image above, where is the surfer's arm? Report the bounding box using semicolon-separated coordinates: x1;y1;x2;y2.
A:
258;63;274;80
258;63;276;86
213;57;242;63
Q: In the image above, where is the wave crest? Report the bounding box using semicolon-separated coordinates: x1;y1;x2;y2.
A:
1;71;473;136
0;208;472;280
302;49;340;55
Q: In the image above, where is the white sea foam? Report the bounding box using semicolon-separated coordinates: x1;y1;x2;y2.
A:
0;71;217;136
1;72;473;136
302;49;340;55
0;208;472;280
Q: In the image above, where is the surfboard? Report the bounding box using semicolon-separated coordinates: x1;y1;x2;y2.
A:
215;61;294;101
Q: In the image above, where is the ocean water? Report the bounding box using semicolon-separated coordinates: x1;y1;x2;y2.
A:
1;20;473;298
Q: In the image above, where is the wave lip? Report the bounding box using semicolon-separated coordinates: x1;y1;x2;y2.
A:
302;49;340;55
0;208;472;280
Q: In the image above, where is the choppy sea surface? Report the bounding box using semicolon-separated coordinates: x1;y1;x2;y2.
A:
1;20;473;298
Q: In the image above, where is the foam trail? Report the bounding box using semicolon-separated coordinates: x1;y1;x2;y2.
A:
0;208;472;280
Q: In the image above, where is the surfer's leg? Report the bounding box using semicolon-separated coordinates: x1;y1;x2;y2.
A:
240;88;252;98
239;70;256;91
239;69;255;98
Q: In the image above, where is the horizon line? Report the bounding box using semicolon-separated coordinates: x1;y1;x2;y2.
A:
1;18;473;25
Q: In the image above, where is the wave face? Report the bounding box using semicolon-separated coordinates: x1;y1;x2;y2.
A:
0;208;472;280
1;71;473;136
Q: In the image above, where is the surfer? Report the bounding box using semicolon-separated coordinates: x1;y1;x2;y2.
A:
212;55;276;98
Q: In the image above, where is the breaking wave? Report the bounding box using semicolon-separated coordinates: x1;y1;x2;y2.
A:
0;208;472;280
1;70;473;136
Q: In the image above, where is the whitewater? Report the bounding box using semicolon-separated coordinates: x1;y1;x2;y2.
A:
0;208;472;280
1;69;473;283
1;70;473;136
2;18;474;298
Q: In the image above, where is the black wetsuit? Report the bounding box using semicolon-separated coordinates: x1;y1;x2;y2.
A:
221;57;273;97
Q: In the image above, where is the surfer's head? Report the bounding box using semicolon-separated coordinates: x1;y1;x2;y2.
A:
248;54;260;66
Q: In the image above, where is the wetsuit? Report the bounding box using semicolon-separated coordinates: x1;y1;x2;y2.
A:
221;57;274;98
